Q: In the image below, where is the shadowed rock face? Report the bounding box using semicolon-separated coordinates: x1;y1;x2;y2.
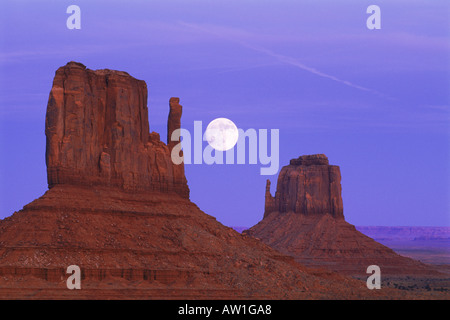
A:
45;62;189;198
265;154;343;219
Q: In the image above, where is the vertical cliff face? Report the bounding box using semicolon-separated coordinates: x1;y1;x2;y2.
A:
45;61;189;198
265;154;344;219
264;180;276;218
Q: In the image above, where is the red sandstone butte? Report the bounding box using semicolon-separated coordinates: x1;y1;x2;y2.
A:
0;63;435;299
264;154;343;219
246;154;441;277
45;62;188;197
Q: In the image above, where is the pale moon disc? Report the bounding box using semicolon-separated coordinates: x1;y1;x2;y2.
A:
204;118;239;151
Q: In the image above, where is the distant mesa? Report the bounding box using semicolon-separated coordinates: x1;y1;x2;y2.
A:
246;154;441;277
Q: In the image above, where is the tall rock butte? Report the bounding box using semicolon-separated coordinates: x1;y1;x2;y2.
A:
45;62;188;197
0;62;411;300
246;154;440;277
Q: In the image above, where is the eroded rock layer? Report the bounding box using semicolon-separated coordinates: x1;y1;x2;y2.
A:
1;185;404;299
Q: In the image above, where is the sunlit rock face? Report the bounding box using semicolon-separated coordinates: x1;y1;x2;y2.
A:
264;154;343;219
45;61;189;198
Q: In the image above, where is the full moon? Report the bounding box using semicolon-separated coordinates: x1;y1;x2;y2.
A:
204;118;239;151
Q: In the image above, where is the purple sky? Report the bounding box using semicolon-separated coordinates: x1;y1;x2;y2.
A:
0;0;449;227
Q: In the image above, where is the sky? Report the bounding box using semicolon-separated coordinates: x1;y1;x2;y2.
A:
0;0;449;227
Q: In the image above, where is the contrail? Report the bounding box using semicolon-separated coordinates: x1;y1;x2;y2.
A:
244;44;377;94
180;21;392;99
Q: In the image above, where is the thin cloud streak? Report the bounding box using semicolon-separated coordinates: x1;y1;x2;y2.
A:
179;21;394;99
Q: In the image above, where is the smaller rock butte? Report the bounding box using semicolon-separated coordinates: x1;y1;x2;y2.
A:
248;154;442;277
264;154;343;219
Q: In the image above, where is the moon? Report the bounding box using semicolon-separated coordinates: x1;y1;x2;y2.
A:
204;118;239;151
